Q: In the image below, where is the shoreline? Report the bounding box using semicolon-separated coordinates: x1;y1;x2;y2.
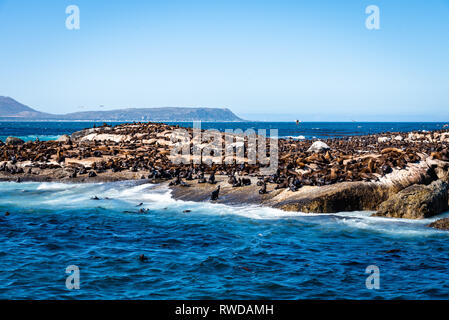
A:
1;121;449;225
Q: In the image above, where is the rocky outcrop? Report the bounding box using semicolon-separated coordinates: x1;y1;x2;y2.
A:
56;135;71;143
374;180;449;219
426;157;449;182
275;182;389;213
5;136;24;145
272;161;438;213
428;218;449;230
169;165;437;214
307;141;330;153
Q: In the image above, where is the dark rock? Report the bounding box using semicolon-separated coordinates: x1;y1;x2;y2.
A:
5;137;25;145
374;180;449;219
428;218;449;230
278;182;390;213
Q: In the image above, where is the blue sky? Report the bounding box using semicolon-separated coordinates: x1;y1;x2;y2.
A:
0;0;448;120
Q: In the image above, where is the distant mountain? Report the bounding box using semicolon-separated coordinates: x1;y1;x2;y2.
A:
0;96;243;121
61;107;242;121
0;96;52;119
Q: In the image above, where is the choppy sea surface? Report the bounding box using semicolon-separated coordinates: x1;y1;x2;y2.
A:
0;121;447;142
1;121;449;299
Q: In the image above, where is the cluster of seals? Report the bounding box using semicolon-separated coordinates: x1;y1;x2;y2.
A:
1;122;448;191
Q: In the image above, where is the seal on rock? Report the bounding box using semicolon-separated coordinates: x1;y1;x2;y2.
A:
211;186;220;200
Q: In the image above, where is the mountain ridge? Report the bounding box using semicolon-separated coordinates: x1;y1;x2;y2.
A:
0;96;244;121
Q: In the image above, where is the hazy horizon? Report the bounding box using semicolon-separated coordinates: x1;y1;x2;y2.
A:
2;94;449;122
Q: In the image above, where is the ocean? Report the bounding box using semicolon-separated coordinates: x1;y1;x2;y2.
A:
1;121;449;299
0;121;447;142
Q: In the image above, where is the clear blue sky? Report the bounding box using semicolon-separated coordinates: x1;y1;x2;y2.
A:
0;0;448;120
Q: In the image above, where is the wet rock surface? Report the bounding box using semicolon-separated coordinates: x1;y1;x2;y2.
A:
374;180;449;219
428;218;449;230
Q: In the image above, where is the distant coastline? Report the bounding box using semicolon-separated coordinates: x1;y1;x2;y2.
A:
0;119;246;123
0;96;244;122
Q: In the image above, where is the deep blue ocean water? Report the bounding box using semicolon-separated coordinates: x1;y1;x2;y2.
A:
0;121;447;142
1;121;449;299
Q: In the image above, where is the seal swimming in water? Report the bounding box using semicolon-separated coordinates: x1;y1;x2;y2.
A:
139;254;148;262
211;185;220;200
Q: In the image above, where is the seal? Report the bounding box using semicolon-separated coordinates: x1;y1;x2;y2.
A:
211;185;220;200
208;171;216;184
259;182;267;194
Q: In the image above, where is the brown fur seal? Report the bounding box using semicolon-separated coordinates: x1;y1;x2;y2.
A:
211;186;220;200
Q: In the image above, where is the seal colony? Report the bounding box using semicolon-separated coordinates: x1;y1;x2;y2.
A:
1;122;449;227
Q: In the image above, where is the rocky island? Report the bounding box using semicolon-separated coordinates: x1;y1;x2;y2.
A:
1;122;449;229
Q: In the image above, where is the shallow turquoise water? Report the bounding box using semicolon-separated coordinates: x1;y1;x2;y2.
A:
1;181;449;299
